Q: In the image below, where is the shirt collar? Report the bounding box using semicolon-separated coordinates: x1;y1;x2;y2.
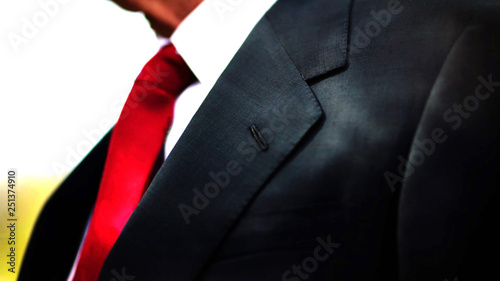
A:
170;0;278;91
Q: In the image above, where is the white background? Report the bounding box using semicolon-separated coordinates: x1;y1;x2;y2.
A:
0;0;161;178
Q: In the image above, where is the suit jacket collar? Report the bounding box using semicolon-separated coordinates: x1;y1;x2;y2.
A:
97;0;352;280
265;0;352;80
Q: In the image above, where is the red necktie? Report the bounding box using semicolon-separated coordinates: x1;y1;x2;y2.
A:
72;44;195;281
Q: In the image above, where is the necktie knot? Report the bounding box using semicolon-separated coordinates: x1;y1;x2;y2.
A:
136;44;196;95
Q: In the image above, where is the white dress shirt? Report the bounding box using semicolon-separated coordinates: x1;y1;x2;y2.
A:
165;0;278;159
67;0;277;280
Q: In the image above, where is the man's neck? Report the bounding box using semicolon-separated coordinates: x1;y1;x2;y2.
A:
114;0;204;38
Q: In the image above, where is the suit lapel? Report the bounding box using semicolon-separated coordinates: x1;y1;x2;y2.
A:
19;132;111;281
265;0;352;80
98;1;351;280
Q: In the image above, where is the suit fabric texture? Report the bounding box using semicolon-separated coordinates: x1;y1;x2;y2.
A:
19;0;500;280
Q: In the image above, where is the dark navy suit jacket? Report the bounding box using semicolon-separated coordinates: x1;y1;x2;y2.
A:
19;0;500;280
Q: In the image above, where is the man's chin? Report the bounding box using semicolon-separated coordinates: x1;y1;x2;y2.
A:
110;0;142;12
145;14;174;38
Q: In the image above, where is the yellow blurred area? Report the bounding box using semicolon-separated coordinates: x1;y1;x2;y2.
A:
0;176;62;281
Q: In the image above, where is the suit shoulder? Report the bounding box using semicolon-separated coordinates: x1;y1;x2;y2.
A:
457;0;500;24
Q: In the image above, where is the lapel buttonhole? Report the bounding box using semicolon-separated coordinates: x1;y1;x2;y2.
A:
250;125;269;151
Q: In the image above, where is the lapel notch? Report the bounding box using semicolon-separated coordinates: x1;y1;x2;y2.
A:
266;0;353;80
